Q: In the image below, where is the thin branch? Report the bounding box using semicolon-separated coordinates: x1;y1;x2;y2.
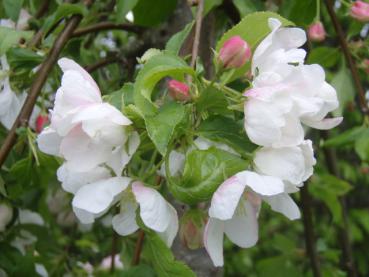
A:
131;230;145;266
190;0;204;68
110;230;118;273
300;185;321;277
324;0;368;115
72;22;144;37
0;15;83;168
85;55;126;73
321;131;357;277
35;0;51;19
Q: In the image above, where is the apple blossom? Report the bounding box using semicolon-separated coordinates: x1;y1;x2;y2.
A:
350;1;369;22
112;181;178;247
308;22;326;42
219;36;251;69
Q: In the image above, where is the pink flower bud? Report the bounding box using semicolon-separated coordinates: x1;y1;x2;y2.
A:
179;209;207;250
219;36;251;69
350;1;369;22
35;114;49;133
308;22;326;42
168;80;191;101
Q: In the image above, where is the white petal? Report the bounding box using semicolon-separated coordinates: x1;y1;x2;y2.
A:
37;127;62;156
157;204;178;247
204;218;225;267
58;58;101;100
112;199;139;236
235;170;285;196
132;182;171;232
224;199;259;248
57;164;111;194
18;209;44;226
209;176;247;220
72;177;131;224
302;117;343;130
263;193;300;220
158;150;185;177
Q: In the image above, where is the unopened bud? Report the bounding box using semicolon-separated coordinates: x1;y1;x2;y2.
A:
350;1;369;22
168;80;191;101
179;209;207;250
219;36;251;69
308;22;326;42
35;114;49;133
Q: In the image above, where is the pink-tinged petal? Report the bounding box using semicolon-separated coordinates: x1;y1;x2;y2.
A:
112;200;139;236
209;176;246;220
37;127;62;156
303;117;343;130
157;204;179;247
204;218;225;267
58;58;101;98
235;170;285;196
224;199;259;248
72;177;131;224
132;182;171;233
263;193;300;220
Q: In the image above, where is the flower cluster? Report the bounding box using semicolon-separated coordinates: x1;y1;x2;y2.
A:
204;18;342;266
37;58;178;246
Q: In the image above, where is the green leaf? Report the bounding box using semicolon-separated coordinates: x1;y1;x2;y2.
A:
165;21;194;55
279;0;316;26
0;243;37;276
133;0;178;27
143;232;196;277
120;265;156;277
307;47;340;68
323;126;367;148
203;0;222;16
7;48;43;73
145;102;186;155
168;147;249;204
42;3;87;35
215;12;293;83
309;174;352;224
354;134;369;162
0;27;33;56
197;115;256;155
256;255;301;277
3;0;24;22
133;53;194;116
233;0;264;17
196;85;231;115
116;0;139;22
0;175;6;196
331;63;355;116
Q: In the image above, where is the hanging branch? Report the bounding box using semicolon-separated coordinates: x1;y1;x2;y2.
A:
0;14;83;168
190;0;205;69
72;22;144;37
324;0;368;115
300;185;321;277
85;55;126;73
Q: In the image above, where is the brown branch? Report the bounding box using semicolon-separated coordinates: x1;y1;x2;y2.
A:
35;0;51;19
72;22;144;37
85;55;126;73
321;131;357;277
131;230;145;266
324;0;368;115
300;185;321;277
0;15;83;168
190;0;204;69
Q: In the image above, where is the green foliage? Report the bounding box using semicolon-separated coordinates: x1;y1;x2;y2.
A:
215;12;293;82
165;21;194;55
0;27;32;56
3;0;23;22
116;0;139;21
279;0;316;26
143;232;196;277
145;102;186;155
133;0;178;27
308;47;340;68
168;147;249;204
